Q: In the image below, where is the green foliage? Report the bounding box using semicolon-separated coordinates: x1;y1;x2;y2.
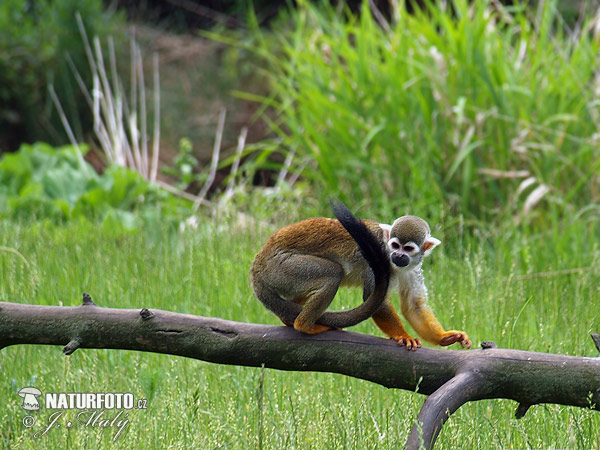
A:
0;0;123;150
161;137;203;191
0;218;598;449
248;0;600;229
0;142;191;231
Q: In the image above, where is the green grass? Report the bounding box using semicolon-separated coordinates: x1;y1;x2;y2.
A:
240;0;600;227
1;216;598;449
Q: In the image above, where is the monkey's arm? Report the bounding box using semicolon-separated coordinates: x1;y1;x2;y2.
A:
400;296;471;349
371;301;421;350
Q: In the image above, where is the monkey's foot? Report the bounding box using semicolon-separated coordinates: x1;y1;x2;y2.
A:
440;330;471;349
293;322;334;335
392;335;421;351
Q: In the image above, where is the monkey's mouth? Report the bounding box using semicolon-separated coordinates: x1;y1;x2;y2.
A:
391;253;410;267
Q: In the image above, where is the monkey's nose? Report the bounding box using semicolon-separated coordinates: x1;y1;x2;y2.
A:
392;253;410;267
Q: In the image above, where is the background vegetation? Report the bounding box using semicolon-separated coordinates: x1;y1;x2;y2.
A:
0;0;123;150
1;217;598;449
0;143;192;231
1;0;599;449
243;0;600;230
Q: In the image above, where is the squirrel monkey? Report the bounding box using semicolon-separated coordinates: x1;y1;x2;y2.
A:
251;202;471;350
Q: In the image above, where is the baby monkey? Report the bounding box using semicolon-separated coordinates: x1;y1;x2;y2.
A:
251;203;470;350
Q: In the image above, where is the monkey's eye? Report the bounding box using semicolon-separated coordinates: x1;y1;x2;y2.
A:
403;245;416;253
390;241;400;250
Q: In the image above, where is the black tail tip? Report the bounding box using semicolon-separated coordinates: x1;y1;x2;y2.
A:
330;199;357;224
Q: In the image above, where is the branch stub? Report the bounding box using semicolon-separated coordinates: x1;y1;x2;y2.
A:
480;341;498;349
82;293;96;306
515;403;531;419
63;338;81;355
140;308;155;320
591;333;600;354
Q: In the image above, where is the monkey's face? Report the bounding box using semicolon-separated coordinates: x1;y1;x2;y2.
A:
387;238;423;269
387;216;441;270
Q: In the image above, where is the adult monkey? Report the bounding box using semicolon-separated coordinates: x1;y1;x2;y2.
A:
251;201;470;350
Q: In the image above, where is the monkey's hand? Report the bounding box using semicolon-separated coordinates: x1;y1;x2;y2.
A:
392;335;422;351
439;330;471;349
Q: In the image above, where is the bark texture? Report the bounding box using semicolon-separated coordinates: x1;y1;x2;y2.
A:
0;299;598;449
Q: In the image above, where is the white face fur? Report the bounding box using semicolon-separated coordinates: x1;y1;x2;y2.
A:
380;222;441;270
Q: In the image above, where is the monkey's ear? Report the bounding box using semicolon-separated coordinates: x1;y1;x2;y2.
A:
422;237;441;256
379;223;391;241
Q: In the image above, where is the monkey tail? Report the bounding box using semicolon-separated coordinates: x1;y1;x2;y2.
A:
316;201;391;328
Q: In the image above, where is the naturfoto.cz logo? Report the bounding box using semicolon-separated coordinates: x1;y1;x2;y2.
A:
18;387;148;441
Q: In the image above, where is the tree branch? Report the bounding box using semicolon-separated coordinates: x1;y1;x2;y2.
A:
0;299;599;449
405;371;488;450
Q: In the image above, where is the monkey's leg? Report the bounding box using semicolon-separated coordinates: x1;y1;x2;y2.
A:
401;297;471;349
293;277;342;334
279;316;294;327
371;301;421;350
275;255;344;335
278;296;308;326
